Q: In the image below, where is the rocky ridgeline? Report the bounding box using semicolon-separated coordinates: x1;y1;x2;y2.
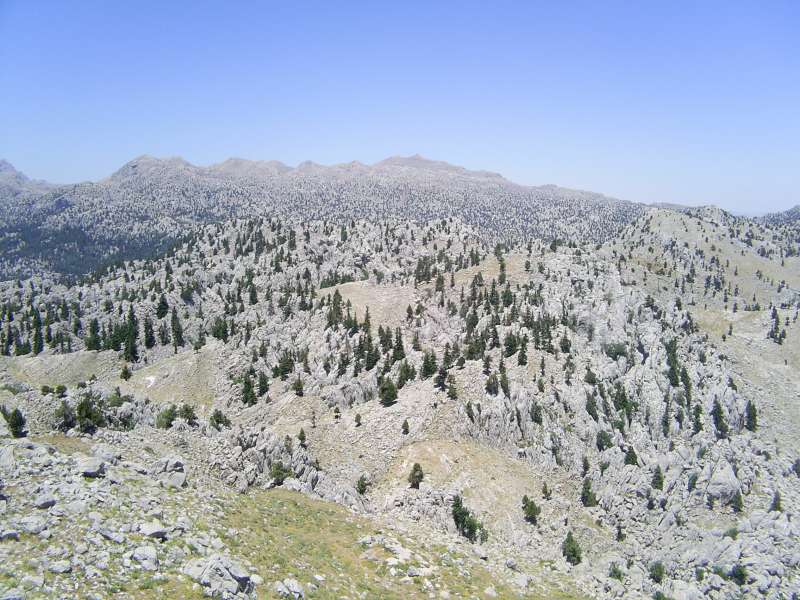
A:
0;155;644;278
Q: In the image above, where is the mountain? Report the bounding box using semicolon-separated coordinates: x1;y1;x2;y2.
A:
0;155;645;278
760;204;800;227
0;159;54;204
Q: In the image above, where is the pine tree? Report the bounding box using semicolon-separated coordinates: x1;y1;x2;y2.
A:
517;339;528;365
170;307;184;350
581;478;597;506
242;375;257;405
485;372;499;395
651;466;664;490
562;531;582;565
446;374;458;399
408;463;424;488
745;400;758;432
379;377;398;407
711;399;728;439
156;294;169;319
434;366;447;391
143;316;156;349
522;495;541;524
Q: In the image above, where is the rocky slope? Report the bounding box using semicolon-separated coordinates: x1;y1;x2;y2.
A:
1;208;798;599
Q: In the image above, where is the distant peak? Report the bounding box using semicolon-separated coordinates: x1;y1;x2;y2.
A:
0;159;24;177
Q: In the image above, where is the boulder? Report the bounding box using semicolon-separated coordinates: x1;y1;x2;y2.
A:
183;553;254;599
140;520;169;540
34;492;56;509
706;460;740;503
18;515;47;534
133;545;159;571
77;456;106;478
48;560;72;574
274;578;304;598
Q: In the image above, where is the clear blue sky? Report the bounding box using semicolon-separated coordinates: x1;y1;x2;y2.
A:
1;1;798;213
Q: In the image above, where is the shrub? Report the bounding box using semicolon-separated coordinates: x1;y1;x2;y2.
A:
178;403;198;426
356;475;368;495
605;342;627;361
270;461;293;485
522;495;541;524
108;387;133;408
156;404;177;430
120;365;132;381
408;463;424;489
729;564;747;586
562;530;581;565
1;405;26;438
609;562;624;581
54;400;76;432
649;561;665;583
209;409;231;430
731;490;743;513
452;495;487;543
596;430;613;451
76;395;105;433
402;419;409;434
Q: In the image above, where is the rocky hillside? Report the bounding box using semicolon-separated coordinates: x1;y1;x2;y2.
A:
1;209;798;599
0;155;644;278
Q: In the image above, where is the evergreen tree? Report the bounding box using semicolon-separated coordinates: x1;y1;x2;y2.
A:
711;399;729;439
446;374;458;399
143;317;156;349
433;365;447;391
242;375;257;405
562;530;582;565
517;339;528;365
651;466;664;490
408;463;424;488
170;307;184;350
745;400;758;432
156;294;169;319
379;377;398;407
522;495;541;524
581;478;597;506
0;405;26;438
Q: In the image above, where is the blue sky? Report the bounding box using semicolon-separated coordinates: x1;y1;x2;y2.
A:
1;1;798;213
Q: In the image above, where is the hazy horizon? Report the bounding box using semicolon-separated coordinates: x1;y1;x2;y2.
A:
1;1;798;212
